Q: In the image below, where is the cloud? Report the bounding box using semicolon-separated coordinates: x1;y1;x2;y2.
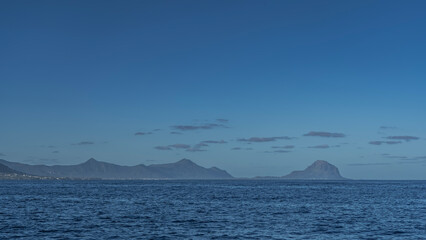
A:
186;148;206;152
134;132;152;136
72;141;94;146
185;143;209;152
159;141;225;153
369;141;402;145
237;136;294;143
40;145;56;148
383;154;426;163
170;132;182;135
404;156;426;164
272;145;294;149
153;140;225;153
52;151;59;154
303;131;346;138
171;123;227;131
169;144;191;149
201;140;227;144
308;144;330;149
348;163;391;166
155;144;193;151
381;154;408;160
396;161;426;165
265;150;291;153
384;136;419;141
154;146;173;150
380;126;398;130
152;129;161;131
231;147;253;150
195;143;209;147
0;153;6;157
216;119;229;123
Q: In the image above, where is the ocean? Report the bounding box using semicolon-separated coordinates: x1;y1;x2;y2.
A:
0;180;425;239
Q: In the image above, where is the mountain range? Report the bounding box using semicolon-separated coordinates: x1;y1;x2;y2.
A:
0;158;233;179
0;163;53;180
0;158;347;180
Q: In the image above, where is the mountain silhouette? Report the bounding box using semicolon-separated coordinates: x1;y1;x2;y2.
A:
0;162;45;179
0;163;23;174
0;158;233;179
282;160;347;180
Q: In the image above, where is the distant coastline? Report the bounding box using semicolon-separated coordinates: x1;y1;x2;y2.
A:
1;158;351;180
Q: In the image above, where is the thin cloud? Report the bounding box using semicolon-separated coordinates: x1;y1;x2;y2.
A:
395;156;426;164
303;131;346;138
169;144;191;149
380;126;398;130
201;140;227;144
238;136;294;143
265;150;291;153
52;151;59;154
308;144;330;149
231;147;253;150
185;143;209;152
171;123;226;131
170;132;182;135
397;161;426;165
72;141;94;146
0;153;6;157
216;119;229;123
155;144;191;151
274;150;291;153
385;136;419;141
381;154;407;160
186;148;207;152
199;142;209;146
155;143;208;152
383;154;426;162
134;132;152;136
40;145;57;148
154;146;173;151
369;141;402;145
348;163;391;166
272;145;294;149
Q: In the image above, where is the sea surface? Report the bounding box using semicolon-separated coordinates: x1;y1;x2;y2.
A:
0;180;425;239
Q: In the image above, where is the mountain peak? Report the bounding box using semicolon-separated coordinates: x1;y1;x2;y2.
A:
312;160;329;165
86;158;99;163
283;160;347;180
307;160;334;170
176;158;195;164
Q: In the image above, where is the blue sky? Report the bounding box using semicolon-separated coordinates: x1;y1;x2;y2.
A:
1;0;426;179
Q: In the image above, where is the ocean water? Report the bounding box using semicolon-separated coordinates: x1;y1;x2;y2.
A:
0;180;425;240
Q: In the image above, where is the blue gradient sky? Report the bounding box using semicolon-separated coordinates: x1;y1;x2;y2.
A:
1;0;426;179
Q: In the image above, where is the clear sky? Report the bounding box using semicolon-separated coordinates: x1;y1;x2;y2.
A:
1;0;426;179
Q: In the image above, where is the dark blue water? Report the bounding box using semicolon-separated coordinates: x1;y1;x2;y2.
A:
0;180;425;239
